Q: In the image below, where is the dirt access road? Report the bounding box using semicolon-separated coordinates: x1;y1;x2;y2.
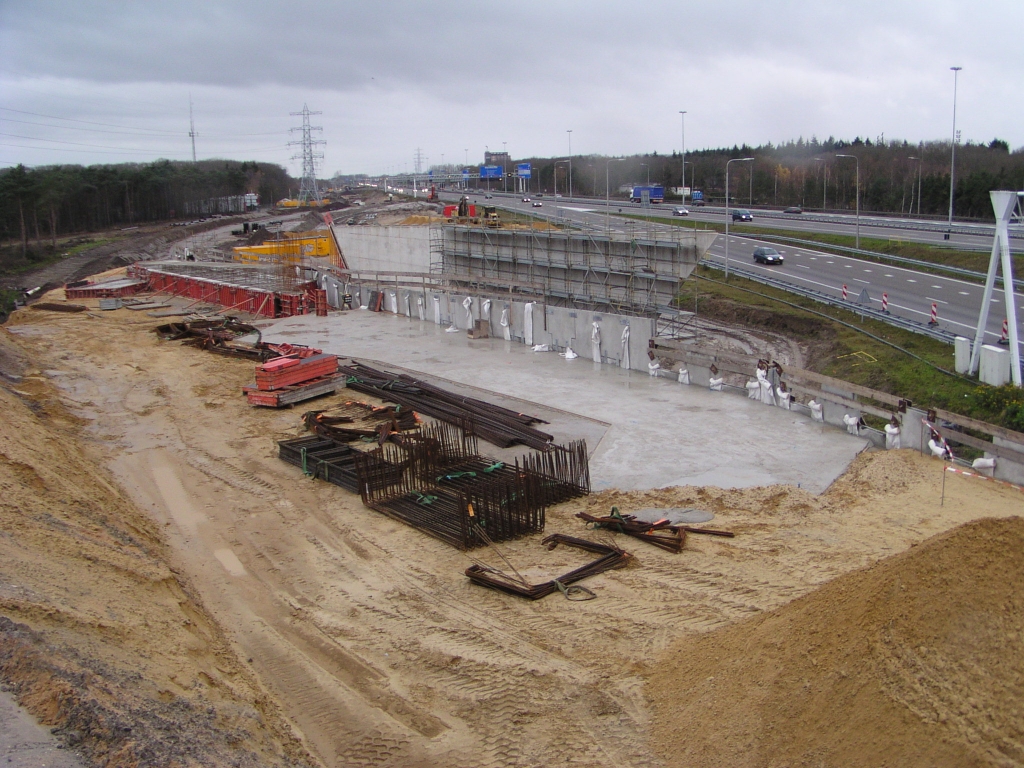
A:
3;284;1022;767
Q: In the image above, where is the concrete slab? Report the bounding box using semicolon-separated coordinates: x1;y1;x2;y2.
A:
261;311;868;493
0;689;87;767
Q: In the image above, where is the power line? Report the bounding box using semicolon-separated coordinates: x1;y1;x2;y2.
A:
288;104;324;204
0;106;182;134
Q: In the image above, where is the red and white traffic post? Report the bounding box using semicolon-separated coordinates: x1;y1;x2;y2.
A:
928;302;938;325
842;284;848;300
881;292;889;313
999;318;1010;345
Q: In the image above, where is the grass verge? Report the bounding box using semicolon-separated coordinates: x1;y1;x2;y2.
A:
682;264;1024;433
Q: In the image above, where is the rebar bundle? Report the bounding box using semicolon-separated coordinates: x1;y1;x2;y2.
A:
339;362;553;450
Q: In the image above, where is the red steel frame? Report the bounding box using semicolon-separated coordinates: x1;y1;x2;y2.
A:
129;264;316;318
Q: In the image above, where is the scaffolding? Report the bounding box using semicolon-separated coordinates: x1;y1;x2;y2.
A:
437;225;711;316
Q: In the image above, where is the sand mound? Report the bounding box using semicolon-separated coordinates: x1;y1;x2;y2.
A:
649;516;1024;767
0;338;313;767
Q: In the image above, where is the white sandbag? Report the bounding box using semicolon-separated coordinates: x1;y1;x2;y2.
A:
462;296;473;325
971;457;996;470
709;376;724;391
562;347;578;360
524;302;535;346
677;368;689;385
777;386;792;410
591;321;602;363
481;299;491;322
388;291;398;314
532;344;550;352
433;295;441;325
928;438;949;459
843;413;860;435
745;380;760;399
403;292;412;316
416;295;425;321
500;306;511;341
648;360;660;376
884;422;901;450
445;324;460;333
620;325;630;369
808;399;824;422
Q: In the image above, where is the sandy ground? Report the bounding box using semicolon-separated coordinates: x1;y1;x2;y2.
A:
2;284;1022;767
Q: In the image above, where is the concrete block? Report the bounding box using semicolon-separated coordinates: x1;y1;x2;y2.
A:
980;344;1011;386
954;336;971;373
991;436;1024;486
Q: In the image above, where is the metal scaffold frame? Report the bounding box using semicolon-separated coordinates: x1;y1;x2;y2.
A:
436;225;703;317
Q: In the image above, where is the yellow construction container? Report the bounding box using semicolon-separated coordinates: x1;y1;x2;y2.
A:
233;232;340;265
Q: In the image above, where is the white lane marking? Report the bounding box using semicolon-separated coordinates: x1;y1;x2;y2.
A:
926;297;949;304
907;279;917;283
853;278;870;283
885;273;894;277
863;269;872;272
931;285;942;289
844;264;853;268
959;291;970;295
796;264;810;269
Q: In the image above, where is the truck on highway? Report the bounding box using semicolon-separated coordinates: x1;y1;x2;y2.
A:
630;185;665;204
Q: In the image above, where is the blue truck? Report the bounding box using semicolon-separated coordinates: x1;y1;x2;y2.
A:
630;185;665;204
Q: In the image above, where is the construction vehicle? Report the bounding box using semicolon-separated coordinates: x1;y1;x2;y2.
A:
483;206;500;228
427;185;438;201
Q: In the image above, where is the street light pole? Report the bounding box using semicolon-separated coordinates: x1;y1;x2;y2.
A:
725;157;754;280
836;154;860;249
679;110;687;202
566;130;573;201
606;157;624;234
909;156;923;216
948;66;962;228
502;141;507;193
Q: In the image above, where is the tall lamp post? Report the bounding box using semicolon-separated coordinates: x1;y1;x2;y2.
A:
725;157;754;280
555;160;569;198
836;154;860;249
566;130;573;201
606;157;624;234
679;110;687;202
948;66;962;228
502;141;507;193
909;156;923;216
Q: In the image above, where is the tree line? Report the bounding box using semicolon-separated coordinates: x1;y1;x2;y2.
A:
0;159;297;255
518;136;1024;220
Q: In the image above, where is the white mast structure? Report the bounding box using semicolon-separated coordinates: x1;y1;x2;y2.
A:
968;190;1023;386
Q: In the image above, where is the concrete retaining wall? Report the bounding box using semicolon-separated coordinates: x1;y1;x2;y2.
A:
330;226;432;272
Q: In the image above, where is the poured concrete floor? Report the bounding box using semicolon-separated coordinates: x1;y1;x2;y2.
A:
261;310;868;493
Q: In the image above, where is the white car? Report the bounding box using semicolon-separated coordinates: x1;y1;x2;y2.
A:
672;207;689;216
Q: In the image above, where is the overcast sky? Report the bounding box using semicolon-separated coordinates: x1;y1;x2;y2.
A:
1;1;1021;177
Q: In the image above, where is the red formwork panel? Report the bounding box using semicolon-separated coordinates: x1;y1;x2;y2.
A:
132;265;315;318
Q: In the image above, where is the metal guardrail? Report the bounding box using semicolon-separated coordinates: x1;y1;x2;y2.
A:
744;232;1024;291
699;259;960;344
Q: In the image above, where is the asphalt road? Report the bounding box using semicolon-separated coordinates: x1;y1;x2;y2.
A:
454;189;1022;253
439;189;1024;357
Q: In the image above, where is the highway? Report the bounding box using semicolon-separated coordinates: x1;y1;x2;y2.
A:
437;188;1024;359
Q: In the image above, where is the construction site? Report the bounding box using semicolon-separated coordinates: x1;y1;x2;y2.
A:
1;193;1023;768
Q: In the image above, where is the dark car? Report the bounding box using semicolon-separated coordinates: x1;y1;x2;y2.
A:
672;206;689;216
732;209;753;222
784;206;803;214
532;201;543;207
752;246;784;265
